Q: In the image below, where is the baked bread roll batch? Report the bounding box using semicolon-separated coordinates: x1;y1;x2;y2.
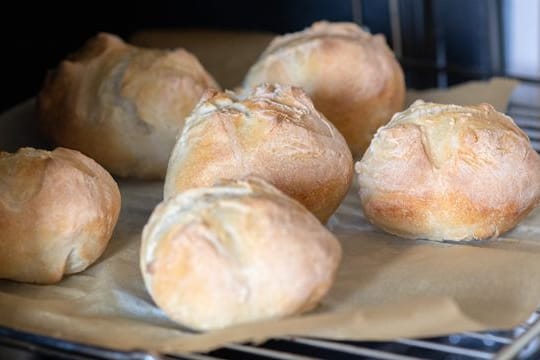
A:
164;83;353;223
141;177;342;330
244;21;406;157
356;100;540;241
0;148;120;284
3;21;536;332
38;33;218;179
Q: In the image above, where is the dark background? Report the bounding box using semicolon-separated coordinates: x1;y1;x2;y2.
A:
0;0;503;112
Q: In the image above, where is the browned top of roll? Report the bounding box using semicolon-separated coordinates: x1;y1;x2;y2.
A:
164;83;353;222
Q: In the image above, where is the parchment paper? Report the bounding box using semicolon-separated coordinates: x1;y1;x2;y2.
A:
1;72;536;354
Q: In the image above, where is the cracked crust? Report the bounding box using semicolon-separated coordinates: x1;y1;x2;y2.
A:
0;147;121;283
141;177;342;330
37;33;219;179
244;21;405;157
355;100;540;241
164;83;353;223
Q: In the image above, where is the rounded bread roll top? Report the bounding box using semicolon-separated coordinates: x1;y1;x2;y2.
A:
244;21;405;157
356;100;540;241
0;147;121;284
141;177;342;330
164;83;353;223
38;33;219;179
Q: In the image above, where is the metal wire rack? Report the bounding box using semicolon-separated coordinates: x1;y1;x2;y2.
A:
0;81;539;360
508;83;540;152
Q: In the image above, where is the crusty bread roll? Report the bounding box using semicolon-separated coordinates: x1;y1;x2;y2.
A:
356;100;540;241
38;33;219;179
141;177;342;330
164;83;353;223
0;147;121;284
244;21;405;157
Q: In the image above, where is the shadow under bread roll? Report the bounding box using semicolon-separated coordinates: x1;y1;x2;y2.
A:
164;83;353;223
244;21;405;158
141;177;342;331
356;100;540;241
38;33;219;179
0;147;121;284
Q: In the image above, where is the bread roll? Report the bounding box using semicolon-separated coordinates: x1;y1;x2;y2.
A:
38;33;219;179
244;21;405;157
356;100;540;241
141;177;342;330
0;147;121;284
164;83;353;223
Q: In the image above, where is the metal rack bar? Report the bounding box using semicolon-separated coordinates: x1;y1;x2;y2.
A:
496;316;540;360
168;353;223;360
520;129;540;139
460;332;513;345
223;343;317;360
0;325;162;360
0;337;107;360
512;117;540;129
396;339;494;359
282;337;423;360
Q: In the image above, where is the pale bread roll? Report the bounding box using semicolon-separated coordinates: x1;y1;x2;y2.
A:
38;33;219;179
0;147;121;284
244;21;405;157
141;177;342;330
356;100;540;241
164;83;353;223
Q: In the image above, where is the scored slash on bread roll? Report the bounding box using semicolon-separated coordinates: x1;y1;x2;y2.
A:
164;83;353;223
141;177;342;330
244;21;405;157
356;100;540;241
0;147;121;284
37;33;219;179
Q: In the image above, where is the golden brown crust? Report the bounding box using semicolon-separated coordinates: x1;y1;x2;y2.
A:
141;177;342;330
0;147;121;283
164;83;353;223
244;21;405;157
37;33;219;179
356;100;540;241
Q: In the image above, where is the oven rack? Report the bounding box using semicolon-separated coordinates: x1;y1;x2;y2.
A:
507;83;540;153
